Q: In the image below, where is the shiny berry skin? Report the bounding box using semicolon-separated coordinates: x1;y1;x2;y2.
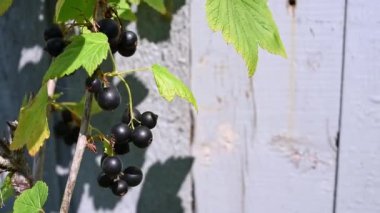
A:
109;38;120;54
118;31;137;57
61;109;73;123
140;111;158;129
45;38;66;57
120;166;143;187
114;141;130;155
44;25;63;41
97;172;113;188
122;108;141;126
86;77;102;93
132;126;153;148
101;156;122;176
111;123;132;143
96;85;121;111
111;179;128;196
98;19;120;40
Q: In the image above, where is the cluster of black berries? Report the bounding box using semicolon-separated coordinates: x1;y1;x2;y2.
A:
98;155;143;196
43;25;67;57
86;76;121;111
97;18;138;57
53;110;80;145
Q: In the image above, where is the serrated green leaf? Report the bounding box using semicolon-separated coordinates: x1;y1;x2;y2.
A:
206;0;286;76
60;94;102;118
144;0;166;14
10;85;50;156
0;174;14;207
13;181;48;213
0;0;12;16
43;33;109;82
55;0;96;22
151;64;197;110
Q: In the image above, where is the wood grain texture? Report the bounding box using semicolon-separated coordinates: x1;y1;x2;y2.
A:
336;1;380;212
191;0;345;212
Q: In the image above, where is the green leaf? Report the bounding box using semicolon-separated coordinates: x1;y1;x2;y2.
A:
206;0;286;76
151;64;197;110
128;0;140;4
10;85;50;156
144;0;166;14
60;94;102;118
0;174;14;207
43;33;109;82
0;0;12;16
13;181;48;213
55;0;96;22
112;0;136;21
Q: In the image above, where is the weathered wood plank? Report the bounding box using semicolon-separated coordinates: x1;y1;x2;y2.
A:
336;1;380;212
191;0;345;212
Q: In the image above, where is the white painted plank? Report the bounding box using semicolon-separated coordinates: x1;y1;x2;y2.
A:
191;0;345;212
336;1;380;212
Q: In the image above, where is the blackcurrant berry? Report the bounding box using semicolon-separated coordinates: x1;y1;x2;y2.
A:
119;31;137;49
114;141;130;155
61;109;73;123
97;172;113;188
109;37;120;54
64;126;80;145
111;123;132;143
140;111;158;129
101;153;108;165
132;126;153;148
96;85;121;111
120;166;143;187
53;121;70;137
45;38;66;57
85;77;102;93
44;25;63;41
121;108;141;126
98;19;120;41
101;156;122;176
111;179;128;196
118;46;136;57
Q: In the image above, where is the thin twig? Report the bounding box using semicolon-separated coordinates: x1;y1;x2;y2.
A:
60;91;93;213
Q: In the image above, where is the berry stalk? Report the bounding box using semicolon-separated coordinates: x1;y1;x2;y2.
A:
60;91;93;213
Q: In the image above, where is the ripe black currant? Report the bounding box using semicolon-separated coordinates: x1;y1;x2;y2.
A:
111;179;128;196
96;85;121;111
53;121;70;137
101;156;122;176
85;77;102;93
118;31;137;57
98;19;120;41
111;123;132;143
61;109;73;123
122;108;141;126
114;141;130;155
132;126;153;148
44;25;63;41
140;111;158;129
97;172;113;188
109;38;120;54
120;166;143;187
101;153;108;165
45;38;66;57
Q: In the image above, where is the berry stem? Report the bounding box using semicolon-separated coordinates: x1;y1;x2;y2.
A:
60;91;93;213
105;67;151;77
115;74;135;128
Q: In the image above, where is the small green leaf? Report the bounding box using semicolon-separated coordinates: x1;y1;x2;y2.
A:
0;174;14;207
60;94;102;118
112;0;136;21
0;0;12;16
11;85;50;156
151;64;197;110
206;0;286;76
55;0;96;22
13;181;48;213
43;33;109;82
144;0;166;14
128;0;140;4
